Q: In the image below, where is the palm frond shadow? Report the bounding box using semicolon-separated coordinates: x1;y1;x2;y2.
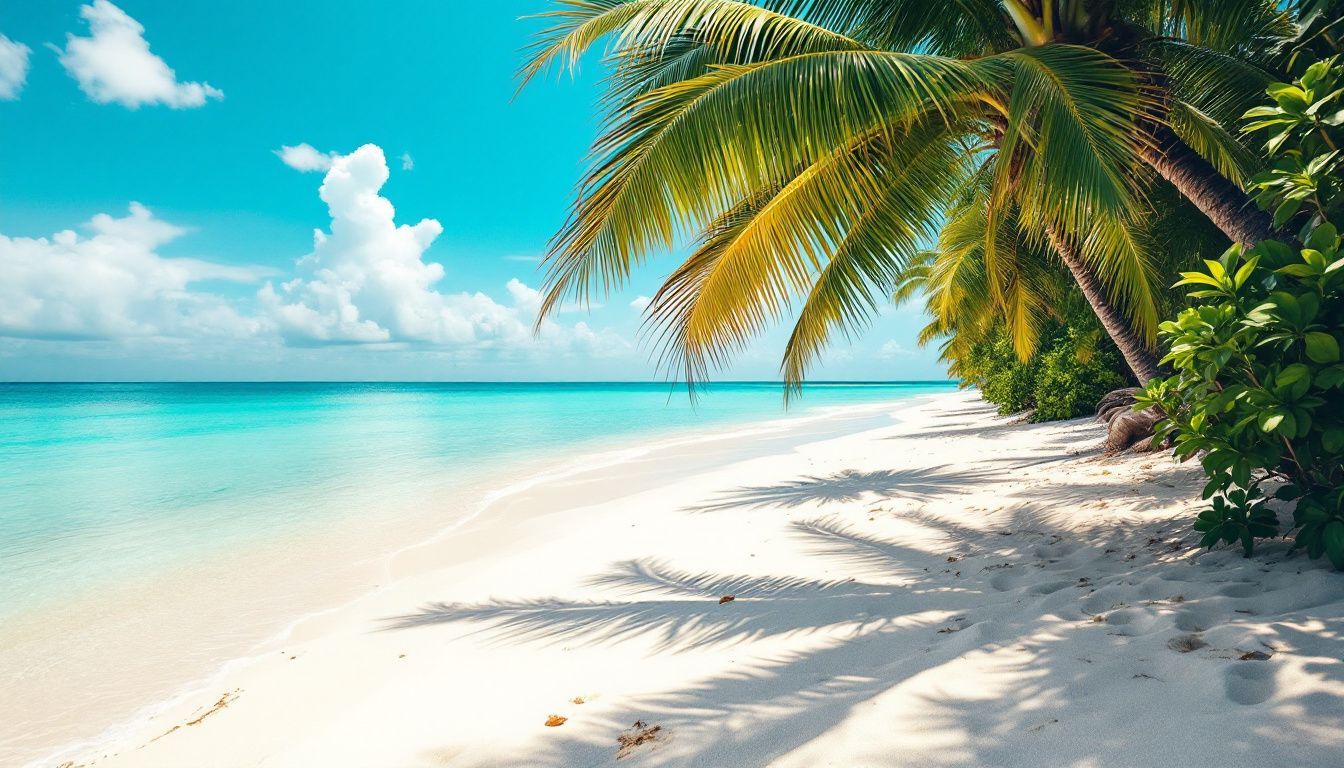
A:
383;523;946;653
894;413;1103;447
684;465;1003;512
388;507;1344;767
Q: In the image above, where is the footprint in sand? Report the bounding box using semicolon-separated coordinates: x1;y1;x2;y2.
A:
1167;634;1207;653
1102;607;1157;634
1174;605;1224;633
1224;662;1276;705
1029;579;1074;596
1217;582;1259;599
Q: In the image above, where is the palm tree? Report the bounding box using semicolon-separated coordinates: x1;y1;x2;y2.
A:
905;171;1228;380
520;0;1307;389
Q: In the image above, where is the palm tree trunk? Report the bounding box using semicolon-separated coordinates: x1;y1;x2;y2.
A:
1044;225;1162;384
1140;125;1274;246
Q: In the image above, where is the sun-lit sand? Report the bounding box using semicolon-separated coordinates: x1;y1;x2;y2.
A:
55;392;1344;767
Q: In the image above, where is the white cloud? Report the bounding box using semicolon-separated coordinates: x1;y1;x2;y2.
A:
56;0;223;109
259;144;627;357
0;203;264;340
630;295;651;311
275;143;336;173
0;143;630;366
502;255;541;263
0;34;31;100
399;152;414;171
879;340;914;359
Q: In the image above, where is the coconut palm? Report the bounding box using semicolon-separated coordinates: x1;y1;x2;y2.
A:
905;170;1228;380
521;0;1312;389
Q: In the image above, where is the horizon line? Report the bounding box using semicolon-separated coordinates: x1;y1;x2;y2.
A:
0;379;959;386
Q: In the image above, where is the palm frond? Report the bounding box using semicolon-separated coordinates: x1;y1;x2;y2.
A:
995;45;1152;239
540;50;990;320
779;127;969;390
519;0;865;88
768;0;1015;55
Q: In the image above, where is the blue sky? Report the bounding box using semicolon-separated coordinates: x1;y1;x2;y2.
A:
0;0;946;381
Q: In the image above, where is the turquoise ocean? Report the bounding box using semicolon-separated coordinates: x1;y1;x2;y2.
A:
1;381;953;766
0;381;953;627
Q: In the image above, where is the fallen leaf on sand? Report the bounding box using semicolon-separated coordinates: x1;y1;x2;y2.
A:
1239;651;1272;661
545;715;568;727
572;696;586;705
618;720;664;759
187;690;240;727
718;595;735;604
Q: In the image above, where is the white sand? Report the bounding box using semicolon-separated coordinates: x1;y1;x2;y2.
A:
51;392;1344;767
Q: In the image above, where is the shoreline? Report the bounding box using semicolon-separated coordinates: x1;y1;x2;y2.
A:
18;392;940;768
33;391;1344;767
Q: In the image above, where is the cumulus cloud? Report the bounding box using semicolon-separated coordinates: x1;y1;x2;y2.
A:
399;152;414;171
0;143;629;365
0;34;30;100
879;340;914;359
630;295;651;311
259;144;627;356
0;203;264;340
275;143;336;173
56;0;223;109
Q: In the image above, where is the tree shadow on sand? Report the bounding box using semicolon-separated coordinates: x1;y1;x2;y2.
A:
683;466;1006;512
385;483;1344;768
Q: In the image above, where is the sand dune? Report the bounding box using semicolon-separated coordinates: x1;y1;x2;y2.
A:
62;392;1344;767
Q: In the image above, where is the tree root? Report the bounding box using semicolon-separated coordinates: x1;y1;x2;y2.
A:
1096;388;1164;455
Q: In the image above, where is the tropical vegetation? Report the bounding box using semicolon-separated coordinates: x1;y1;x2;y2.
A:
1138;56;1344;566
521;0;1330;401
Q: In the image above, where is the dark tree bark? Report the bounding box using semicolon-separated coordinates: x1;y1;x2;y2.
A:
1044;225;1163;384
1140;125;1275;247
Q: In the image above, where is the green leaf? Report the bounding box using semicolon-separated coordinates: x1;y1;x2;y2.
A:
1274;198;1304;228
1268;83;1310;113
1325;522;1344;570
1305;332;1341;363
1232;459;1251;488
1307;222;1338;251
1317;365;1344;389
1277;363;1310;388
1259;411;1285;433
1174;271;1224;289
1277;411;1298;438
1324;428;1344;453
1277;263;1319;278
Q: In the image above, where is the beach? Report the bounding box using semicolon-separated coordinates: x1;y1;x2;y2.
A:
37;390;1344;768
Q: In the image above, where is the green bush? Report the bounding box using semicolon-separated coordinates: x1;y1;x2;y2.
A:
1137;57;1344;566
967;334;1037;415
1032;326;1126;422
1140;234;1344;563
964;319;1129;421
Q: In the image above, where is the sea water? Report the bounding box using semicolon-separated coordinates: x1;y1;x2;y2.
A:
0;381;952;765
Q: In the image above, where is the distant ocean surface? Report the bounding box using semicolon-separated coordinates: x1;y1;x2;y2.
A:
0;381;953;623
0;381;955;766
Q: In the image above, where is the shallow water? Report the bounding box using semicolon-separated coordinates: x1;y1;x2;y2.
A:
0;381;952;765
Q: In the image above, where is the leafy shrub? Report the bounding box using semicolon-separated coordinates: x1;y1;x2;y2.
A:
964;319;1129;421
1138;57;1344;566
1032;326;1126;422
1242;56;1343;232
965;334;1036;414
1140;233;1344;562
